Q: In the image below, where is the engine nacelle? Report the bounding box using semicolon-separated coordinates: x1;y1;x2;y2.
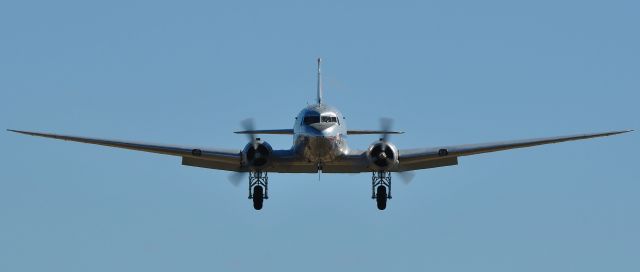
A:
242;140;273;169
367;141;399;171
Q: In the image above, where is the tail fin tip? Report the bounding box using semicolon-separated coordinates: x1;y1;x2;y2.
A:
316;58;323;104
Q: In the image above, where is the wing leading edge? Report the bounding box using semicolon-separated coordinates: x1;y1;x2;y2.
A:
347;130;404;135
397;130;632;171
8;129;242;171
8;129;632;173
234;129;294;135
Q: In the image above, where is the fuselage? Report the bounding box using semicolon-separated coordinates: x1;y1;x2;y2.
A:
293;103;349;164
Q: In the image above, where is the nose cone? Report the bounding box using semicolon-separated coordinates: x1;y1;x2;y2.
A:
308;123;339;137
310;123;334;131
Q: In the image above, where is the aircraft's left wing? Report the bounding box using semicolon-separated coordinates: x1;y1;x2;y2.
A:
397;130;632;171
8;129;242;171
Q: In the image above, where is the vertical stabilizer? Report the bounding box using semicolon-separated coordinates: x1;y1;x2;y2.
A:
317;58;323;104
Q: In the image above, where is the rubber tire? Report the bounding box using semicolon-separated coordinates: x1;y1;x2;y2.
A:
376;186;387;210
253;186;264;210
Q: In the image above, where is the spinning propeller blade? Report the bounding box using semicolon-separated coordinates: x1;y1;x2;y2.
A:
227;171;247;187
241;118;258;149
379;117;394;142
227;118;260;187
379;117;414;183
398;171;416;185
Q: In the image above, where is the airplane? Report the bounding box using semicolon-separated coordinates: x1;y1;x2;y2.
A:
8;59;632;210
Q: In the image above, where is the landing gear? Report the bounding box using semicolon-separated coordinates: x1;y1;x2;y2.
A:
372;171;391;210
376;185;387;210
252;185;264;210
248;171;268;210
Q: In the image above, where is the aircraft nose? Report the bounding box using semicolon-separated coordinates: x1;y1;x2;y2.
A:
310;123;333;131
308;124;336;137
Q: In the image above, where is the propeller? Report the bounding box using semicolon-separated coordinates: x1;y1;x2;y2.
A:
369;117;397;168
398;171;416;184
241;118;258;149
227;171;246;187
379;117;416;184
378;117;396;157
226;118;258;186
378;118;393;160
379;117;394;142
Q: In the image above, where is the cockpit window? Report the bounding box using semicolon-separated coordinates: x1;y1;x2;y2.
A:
303;115;320;125
322;115;339;123
303;114;339;125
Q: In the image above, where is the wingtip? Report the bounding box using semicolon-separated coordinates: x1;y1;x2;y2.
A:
607;129;634;136
7;129;42;136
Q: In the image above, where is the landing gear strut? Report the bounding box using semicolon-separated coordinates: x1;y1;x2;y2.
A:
248;171;268;210
372;171;392;210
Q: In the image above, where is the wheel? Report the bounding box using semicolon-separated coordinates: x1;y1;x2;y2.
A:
252;186;264;210
376;185;387;210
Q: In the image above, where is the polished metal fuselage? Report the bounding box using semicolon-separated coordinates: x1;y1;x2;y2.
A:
292;103;349;165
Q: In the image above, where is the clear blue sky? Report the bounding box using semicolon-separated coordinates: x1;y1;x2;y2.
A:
1;1;638;271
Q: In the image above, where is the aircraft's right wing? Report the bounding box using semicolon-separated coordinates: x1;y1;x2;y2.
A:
347;130;404;135
397;130;632;171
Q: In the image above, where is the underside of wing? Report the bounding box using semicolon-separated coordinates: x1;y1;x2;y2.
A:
398;130;632;171
9;129;242;170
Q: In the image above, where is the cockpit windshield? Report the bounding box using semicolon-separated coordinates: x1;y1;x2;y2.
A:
303;115;320;125
321;116;337;122
303;114;339;125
